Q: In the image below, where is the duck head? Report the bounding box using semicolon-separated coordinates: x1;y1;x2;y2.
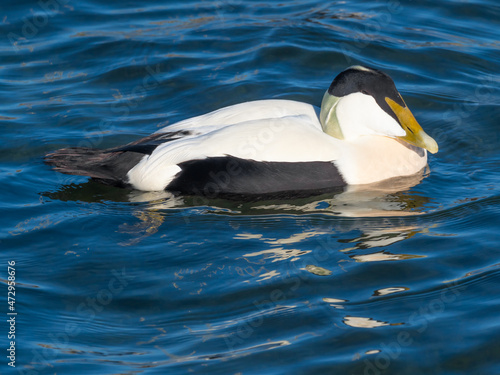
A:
320;65;438;154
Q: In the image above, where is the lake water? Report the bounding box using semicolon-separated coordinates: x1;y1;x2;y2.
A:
1;0;500;374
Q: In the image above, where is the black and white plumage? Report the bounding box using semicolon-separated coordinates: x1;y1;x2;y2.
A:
45;66;438;198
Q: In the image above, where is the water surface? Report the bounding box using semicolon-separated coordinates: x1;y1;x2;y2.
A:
1;0;500;374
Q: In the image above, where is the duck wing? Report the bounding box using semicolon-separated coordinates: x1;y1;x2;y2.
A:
45;100;346;196
127;115;344;193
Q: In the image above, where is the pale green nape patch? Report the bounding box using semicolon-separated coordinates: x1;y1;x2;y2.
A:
319;91;344;140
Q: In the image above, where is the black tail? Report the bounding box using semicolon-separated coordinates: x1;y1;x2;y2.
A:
44;147;144;187
44;132;189;187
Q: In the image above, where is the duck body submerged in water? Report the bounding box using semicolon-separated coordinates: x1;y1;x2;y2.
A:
45;66;438;199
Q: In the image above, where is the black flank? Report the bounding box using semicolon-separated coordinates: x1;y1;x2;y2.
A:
166;156;346;199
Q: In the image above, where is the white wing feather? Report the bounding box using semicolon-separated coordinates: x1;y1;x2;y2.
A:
157;99;322;134
127;104;342;191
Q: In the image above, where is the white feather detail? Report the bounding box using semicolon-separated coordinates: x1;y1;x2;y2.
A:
127;114;342;191
335;93;406;139
157;100;321;134
335;137;427;185
126;97;428;191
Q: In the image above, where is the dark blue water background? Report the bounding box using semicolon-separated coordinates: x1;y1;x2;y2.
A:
1;0;500;374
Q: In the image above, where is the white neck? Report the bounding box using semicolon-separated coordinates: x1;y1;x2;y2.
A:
335;93;405;140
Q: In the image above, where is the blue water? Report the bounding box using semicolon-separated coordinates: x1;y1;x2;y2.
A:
1;0;500;374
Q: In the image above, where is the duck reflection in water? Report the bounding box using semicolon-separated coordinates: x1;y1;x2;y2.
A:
44;164;431;247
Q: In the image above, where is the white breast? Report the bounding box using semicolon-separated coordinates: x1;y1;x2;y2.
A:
126;99;428;191
335;136;427;185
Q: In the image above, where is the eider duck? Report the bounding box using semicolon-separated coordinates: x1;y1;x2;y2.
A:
45;66;438;198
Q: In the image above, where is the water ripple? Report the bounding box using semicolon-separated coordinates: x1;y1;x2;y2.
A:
1;0;500;374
